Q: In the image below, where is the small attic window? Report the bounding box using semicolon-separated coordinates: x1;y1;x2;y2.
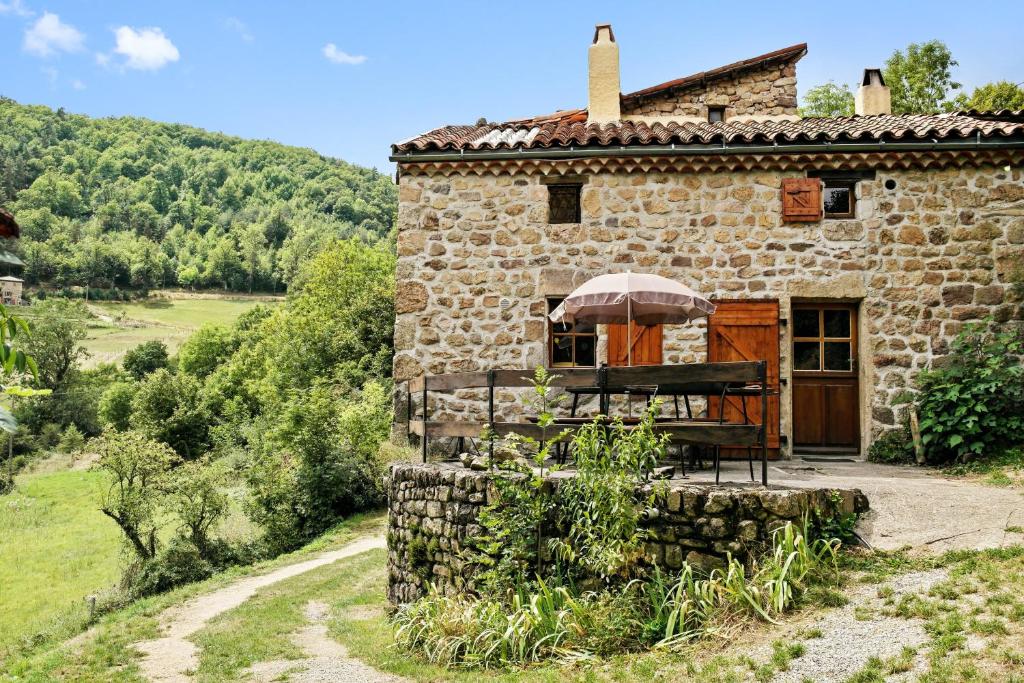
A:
823;179;856;218
548;184;582;224
707;106;725;123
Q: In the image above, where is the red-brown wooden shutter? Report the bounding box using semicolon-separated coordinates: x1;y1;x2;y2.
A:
607;324;663;366
781;178;822;222
707;301;781;458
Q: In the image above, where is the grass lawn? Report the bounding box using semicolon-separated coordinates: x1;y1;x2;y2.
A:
1;513;386;682
0;468;121;659
17;292;281;368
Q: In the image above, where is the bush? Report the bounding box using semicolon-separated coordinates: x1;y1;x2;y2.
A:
122;341;169;380
130;369;210;458
916;321;1024;463
130;536;215;597
98;381;136;431
867;425;915;464
58;424;85;453
245;380;391;554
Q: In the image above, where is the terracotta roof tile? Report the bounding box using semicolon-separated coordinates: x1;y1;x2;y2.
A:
392;111;1024;155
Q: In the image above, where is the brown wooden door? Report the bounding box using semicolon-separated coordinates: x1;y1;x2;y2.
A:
608;323;663;366
791;304;859;452
706;301;780;457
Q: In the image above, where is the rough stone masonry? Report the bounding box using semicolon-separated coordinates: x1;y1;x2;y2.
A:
387;462;869;606
392;165;1024;454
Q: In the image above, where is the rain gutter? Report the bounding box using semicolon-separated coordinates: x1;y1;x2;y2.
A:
390;137;1024;164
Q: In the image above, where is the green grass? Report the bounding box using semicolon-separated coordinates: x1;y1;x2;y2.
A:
0;468;122;658
0;460;258;666
2;513;386;681
47;293;281;366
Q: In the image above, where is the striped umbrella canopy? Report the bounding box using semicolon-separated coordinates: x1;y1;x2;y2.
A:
549;272;716;366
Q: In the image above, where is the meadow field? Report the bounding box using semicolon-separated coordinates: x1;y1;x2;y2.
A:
21;291;281;368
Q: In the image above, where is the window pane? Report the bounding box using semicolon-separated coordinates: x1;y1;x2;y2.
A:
552;320;572;333
574;320;595;333
548;185;581;224
794;342;820;371
823;186;851;215
575;335;596;366
551;336;573;365
824;342;853;371
708;107;724;123
823;309;851;338
793;310;819;338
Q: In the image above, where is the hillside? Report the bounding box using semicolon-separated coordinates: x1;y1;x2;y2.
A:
0;97;396;293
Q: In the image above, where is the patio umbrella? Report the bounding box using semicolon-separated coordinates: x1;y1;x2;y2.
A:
549;272;716;366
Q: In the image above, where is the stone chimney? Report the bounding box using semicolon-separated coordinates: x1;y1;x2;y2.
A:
587;24;620;123
855;68;891;116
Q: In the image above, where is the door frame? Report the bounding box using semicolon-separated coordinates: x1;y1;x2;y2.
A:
789;301;861;454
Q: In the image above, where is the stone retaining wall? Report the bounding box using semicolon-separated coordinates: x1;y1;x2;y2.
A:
387;462;869;606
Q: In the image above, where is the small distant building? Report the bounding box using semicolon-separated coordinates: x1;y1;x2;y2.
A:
0;276;23;306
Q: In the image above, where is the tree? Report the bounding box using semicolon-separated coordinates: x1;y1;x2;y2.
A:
21;300;88;392
956;81;1024;111
99;381;136;431
130;369;210;458
884;40;962;114
167;459;229;555
177;324;234;378
177;263;200;290
202;236;243;290
799;82;855;117
122;340;169;380
96;430;180;561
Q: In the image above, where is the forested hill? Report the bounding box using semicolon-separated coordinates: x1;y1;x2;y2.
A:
0;97;396;292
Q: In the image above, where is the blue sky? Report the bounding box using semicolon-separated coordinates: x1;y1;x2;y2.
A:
2;0;1022;172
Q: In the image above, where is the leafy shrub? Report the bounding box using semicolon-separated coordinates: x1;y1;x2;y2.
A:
867;425;915;464
916;321;1024;463
395;521;840;668
122;341;169;380
98;381;135;431
57;424;85;453
130;369;210;458
245;380;391;554
130;536;215;597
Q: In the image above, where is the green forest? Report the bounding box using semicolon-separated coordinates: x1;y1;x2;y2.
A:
0;97;396;293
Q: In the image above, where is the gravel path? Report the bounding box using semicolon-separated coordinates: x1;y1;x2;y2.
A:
247;601;408;683
742;568;950;682
133;535;386;683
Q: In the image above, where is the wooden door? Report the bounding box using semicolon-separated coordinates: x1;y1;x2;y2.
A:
607;323;663;366
707;301;780;458
791;304;859;452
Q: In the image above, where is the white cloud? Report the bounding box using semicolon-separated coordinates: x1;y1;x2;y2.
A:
95;51;109;66
225;16;253;42
322;43;366;65
71;79;85;90
112;26;179;71
23;12;84;57
0;0;33;17
40;65;57;85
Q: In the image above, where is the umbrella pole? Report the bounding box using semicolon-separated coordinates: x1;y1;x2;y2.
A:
627;295;632;367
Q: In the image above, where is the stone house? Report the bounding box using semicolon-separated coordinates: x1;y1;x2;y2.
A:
390;25;1024;457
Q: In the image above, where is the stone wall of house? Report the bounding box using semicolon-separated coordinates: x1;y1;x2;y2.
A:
387;462;869;606
393;163;1024;453
620;62;798;119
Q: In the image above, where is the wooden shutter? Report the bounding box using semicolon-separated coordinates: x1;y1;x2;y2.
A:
781;178;822;222
607;324;663;366
707;301;781;457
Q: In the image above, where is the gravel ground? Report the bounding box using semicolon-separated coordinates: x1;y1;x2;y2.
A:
132;536;386;683
247;601;408;683
742;568;950;682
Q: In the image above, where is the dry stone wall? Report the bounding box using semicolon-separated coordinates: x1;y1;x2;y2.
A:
393;164;1024;452
387;462;869;606
621;63;798;118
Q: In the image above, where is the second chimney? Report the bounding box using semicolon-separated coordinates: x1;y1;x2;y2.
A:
588;24;620;123
855;68;891;116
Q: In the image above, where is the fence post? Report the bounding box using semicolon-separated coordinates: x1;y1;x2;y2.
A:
421;379;428;464
597;365;608;416
759;360;768;486
487;369;495;469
